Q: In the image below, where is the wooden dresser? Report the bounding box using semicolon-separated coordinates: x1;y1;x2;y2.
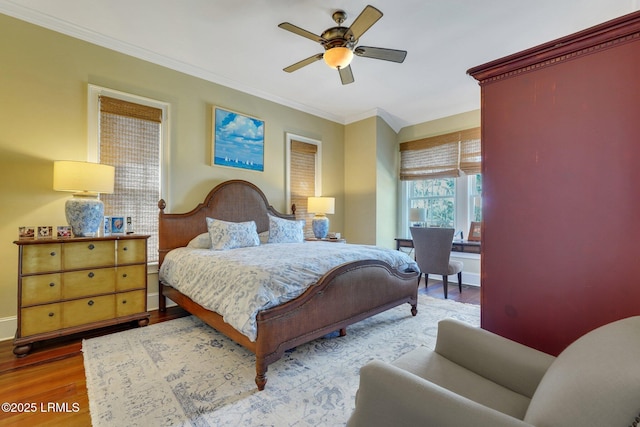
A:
13;235;150;356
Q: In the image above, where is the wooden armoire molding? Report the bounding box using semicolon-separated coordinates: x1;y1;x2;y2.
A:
468;11;640;84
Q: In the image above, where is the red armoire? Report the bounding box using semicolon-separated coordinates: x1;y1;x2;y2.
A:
468;11;640;355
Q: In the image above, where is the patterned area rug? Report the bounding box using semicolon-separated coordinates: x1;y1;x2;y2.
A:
83;296;480;426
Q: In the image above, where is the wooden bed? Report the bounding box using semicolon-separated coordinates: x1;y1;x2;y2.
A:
158;179;419;390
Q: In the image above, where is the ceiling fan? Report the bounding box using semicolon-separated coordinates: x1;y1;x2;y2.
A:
278;5;407;85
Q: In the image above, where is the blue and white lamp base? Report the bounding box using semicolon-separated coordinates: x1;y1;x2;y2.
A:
312;215;329;239
65;194;105;237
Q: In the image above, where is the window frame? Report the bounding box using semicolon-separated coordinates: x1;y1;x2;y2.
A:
401;174;481;240
87;84;170;268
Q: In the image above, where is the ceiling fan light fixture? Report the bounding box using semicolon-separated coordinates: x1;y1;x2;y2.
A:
323;47;353;69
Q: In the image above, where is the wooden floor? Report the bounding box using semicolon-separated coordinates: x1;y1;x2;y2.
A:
0;280;479;426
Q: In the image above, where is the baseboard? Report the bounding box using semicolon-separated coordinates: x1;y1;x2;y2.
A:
0;316;16;343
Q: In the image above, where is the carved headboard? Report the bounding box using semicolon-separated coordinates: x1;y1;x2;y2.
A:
158;180;294;265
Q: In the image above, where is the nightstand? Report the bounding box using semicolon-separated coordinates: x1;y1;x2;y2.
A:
13;235;150;356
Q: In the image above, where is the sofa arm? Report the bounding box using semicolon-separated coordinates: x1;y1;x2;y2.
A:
435;319;555;398
346;360;534;427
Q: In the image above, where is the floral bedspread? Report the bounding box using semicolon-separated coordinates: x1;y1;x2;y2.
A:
159;241;419;341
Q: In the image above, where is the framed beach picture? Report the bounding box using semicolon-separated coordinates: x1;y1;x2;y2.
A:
212;106;264;172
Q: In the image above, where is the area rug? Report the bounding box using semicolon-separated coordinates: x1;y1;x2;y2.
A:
83;296;479;426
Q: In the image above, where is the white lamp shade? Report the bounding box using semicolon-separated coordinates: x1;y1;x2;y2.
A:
308;197;335;215
410;207;427;222
323;47;354;69
53;160;115;194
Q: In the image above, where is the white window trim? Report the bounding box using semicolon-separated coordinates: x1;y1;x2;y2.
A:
87;84;170;205
285;132;322;213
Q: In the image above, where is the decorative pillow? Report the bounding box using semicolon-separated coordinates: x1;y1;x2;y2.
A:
206;217;260;250
267;214;305;243
186;232;211;249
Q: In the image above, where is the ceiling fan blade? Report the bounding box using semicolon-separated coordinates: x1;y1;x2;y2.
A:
283;53;324;73
278;22;327;44
354;46;407;63
339;65;354;85
347;5;383;40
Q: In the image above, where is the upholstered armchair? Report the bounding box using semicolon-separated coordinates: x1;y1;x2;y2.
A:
347;316;640;427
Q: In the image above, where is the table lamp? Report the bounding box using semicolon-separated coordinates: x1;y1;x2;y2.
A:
307;196;335;239
410;207;427;227
53;160;115;237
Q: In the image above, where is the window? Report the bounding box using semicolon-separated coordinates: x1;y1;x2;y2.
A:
399;127;481;238
88;85;169;265
404;174;482;237
409;178;456;227
286;133;321;238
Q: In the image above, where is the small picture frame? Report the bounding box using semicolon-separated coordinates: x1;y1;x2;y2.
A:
468;221;482;242
111;216;125;234
18;226;35;240
37;226;53;239
103;216;111;236
57;225;72;238
125;216;133;234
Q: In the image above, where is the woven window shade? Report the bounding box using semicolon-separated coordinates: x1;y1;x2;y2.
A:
400;127;481;180
99;96;162;262
290;140;317;237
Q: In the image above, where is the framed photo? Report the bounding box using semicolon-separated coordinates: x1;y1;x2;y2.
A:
57;225;72;238
37;226;53;239
18;226;35;240
468;221;482;242
212;106;264;172
104;216;111;236
111;216;125;234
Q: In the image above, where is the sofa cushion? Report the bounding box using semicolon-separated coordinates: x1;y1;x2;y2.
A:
393;346;531;419
524;316;640;426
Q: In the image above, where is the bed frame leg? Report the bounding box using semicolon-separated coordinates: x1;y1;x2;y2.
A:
159;285;166;312
255;362;267;391
411;304;418;316
339;328;347;336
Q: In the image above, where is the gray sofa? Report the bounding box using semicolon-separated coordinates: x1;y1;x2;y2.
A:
347;316;640;427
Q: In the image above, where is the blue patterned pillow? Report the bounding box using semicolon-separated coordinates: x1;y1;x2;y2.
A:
267;214;305;243
206;217;260;250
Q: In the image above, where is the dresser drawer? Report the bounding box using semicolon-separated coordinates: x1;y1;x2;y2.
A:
63;295;115;328
21;273;62;306
64;240;115;270
21;244;62;274
116;265;146;291
116;290;146;317
117;239;146;264
63;268;116;299
20;304;62;336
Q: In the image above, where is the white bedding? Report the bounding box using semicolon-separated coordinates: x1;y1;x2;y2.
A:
159;241;419;341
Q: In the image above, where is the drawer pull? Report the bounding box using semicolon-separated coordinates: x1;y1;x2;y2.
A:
48;312;55;317
123;247;128;251
88;272;95;278
87;300;94;306
88;244;95;250
122;273;128;278
49;282;55;287
122;300;127;304
50;251;56;257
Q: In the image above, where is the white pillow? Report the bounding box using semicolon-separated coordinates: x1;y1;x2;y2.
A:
186;232;211;249
206;217;260;250
267;214;305;243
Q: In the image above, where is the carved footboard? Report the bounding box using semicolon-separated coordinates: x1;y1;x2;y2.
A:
253;259;418;390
